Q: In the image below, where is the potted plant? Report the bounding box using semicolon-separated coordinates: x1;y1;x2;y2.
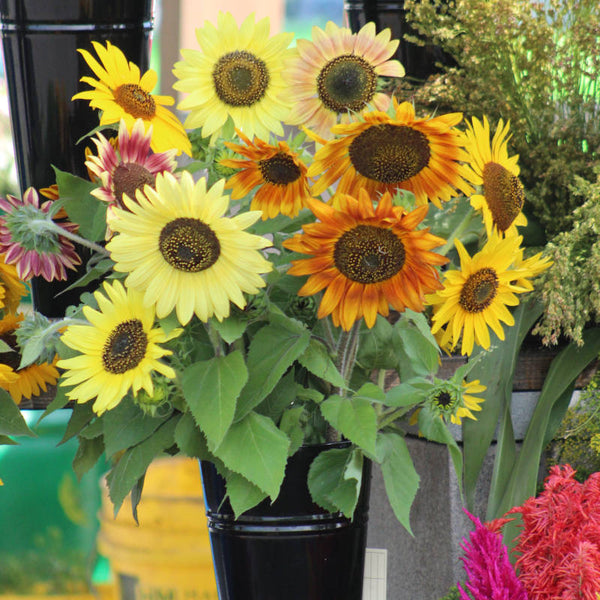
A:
0;11;552;600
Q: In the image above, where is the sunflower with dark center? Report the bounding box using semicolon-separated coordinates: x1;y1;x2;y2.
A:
283;21;405;138
428;234;538;356
426;380;486;425
173;12;294;142
106;171;272;326
57;280;180;415
221;130;313;219
462;116;528;236
86;119;177;232
73;41;191;156
284;189;448;331
307;99;474;207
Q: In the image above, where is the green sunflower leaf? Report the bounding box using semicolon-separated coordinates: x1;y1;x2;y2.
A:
212;410;289;500
72;435;105;481
298;338;346;388
0;391;36;438
54;167;107;242
182;351;248;448
320;395;378;456
225;470;268;518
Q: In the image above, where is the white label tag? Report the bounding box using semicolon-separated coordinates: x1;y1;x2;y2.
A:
362;548;387;600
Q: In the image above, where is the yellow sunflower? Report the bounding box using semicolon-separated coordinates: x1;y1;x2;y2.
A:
106;171;272;325
427;379;486;425
57;279;180;416
428;234;535;355
73;41;191;156
307;99;474;207
462;116;527;236
221;130;313;219
173;12;294;142
283;189;448;330
283;21;405;138
0;313;59;404
0;254;27;313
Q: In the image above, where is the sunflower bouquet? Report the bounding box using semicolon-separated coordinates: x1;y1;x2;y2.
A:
0;12;550;527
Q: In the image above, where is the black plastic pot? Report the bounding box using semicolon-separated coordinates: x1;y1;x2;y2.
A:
343;0;453;82
0;0;154;317
200;442;372;600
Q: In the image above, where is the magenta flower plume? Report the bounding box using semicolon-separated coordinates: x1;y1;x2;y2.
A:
86;118;177;217
458;510;528;600
0;187;81;281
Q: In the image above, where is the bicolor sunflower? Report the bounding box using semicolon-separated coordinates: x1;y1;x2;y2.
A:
0;313;59;405
0;187;82;282
173;12;294;142
428;235;535;355
73;41;191;156
427;379;486;425
307;99;474;207
86;118;177;231
283;21;405;138
462;116;527;236
106;171;272;325
57;279;180;415
283;189;448;330
221;130;312;219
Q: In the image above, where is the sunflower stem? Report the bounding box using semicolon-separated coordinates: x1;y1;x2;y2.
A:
437;205;476;257
206;321;225;358
378;406;413;430
42;219;109;256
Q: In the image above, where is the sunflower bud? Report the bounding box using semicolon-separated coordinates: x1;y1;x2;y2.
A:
286;295;317;327
134;380;172;417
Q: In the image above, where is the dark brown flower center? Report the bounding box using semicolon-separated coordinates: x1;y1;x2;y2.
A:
159;217;221;273
459;267;499;313
482;162;525;232
113;162;156;207
349;124;431;184
212;50;270;107
334;225;405;284
317;54;378;114
114;84;156;119
102;319;148;374
434;391;455;409
259;153;301;185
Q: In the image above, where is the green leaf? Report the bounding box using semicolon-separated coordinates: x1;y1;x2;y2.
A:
385;380;431;407
0;391;36;437
38;384;71;419
59;402;96;445
320;395;378;456
357;317;398;370
235;319;310;420
182;351;248;447
174;411;212;461
106;415;180;515
353;382;386;404
298;339;346;388
307;445;363;518
254;370;299;421
0;340;13;353
376;432;420;535
72;436;105;480
225;470;268;517
0;435;18;445
393;315;440;379
213;411;290;499
210;314;247;344
54;167;107;242
279;406;305;456
102;397;171;458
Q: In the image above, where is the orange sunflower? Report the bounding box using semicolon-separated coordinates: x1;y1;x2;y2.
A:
307;99;474;207
221;131;313;219
283;189;448;330
0;313;59;404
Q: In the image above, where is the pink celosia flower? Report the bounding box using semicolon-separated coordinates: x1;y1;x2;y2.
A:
458;510;528;600
86;118;177;227
0;187;81;281
508;464;600;600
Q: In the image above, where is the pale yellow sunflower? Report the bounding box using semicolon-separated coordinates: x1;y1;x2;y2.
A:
284;189;448;330
428;234;535;356
427;379;486;425
173;12;294;142
106;171;272;325
307;99;474;207
283;21;404;138
221;130;312;219
462;116;527;236
73;41;191;156
0;254;27;313
57;279;180;416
